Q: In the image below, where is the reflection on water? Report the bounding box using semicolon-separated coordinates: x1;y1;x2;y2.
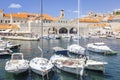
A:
85;70;105;80
0;38;120;80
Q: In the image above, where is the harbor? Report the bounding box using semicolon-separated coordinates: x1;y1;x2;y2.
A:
0;38;119;80
0;0;120;80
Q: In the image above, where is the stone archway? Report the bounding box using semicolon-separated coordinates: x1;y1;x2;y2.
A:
59;27;68;34
48;27;57;34
69;27;77;34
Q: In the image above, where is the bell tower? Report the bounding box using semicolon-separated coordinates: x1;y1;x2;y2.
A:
60;9;64;18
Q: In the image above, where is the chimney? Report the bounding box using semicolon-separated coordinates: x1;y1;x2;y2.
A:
60;9;64;18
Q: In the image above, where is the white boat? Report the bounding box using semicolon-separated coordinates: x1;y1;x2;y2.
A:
52;46;68;55
0;40;20;52
67;44;85;55
72;35;81;40
85;59;107;72
50;55;107;73
30;57;53;76
0;40;12;54
0;40;7;51
3;36;40;41
6;41;21;50
87;42;116;54
5;53;29;74
30;46;54;76
50;55;85;76
0;51;11;56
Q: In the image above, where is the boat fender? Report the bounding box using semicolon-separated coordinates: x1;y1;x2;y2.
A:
80;66;84;76
59;64;63;68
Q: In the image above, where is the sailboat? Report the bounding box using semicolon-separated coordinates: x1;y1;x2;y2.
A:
50;54;85;76
5;53;29;74
29;46;53;76
67;0;85;55
50;0;86;76
29;0;53;76
50;53;107;73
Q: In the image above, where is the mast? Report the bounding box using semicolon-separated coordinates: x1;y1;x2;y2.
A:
77;0;80;45
40;0;43;57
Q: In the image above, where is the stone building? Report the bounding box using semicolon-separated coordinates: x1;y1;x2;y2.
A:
0;9;120;36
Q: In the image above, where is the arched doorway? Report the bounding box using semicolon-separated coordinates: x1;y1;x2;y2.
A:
69;27;77;34
59;27;68;34
48;27;57;34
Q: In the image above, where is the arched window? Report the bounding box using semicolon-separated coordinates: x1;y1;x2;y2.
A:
69;28;77;34
59;27;68;34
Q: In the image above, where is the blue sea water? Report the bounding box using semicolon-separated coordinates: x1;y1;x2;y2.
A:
0;38;120;80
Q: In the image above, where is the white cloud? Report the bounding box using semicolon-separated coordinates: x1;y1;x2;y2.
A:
73;10;79;13
80;15;87;17
8;3;22;8
67;10;79;13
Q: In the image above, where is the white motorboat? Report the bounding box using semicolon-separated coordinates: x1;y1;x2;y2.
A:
0;40;7;51
0;40;19;53
87;42;116;54
85;59;107;72
5;53;29;74
67;44;85;55
6;41;21;50
52;46;68;55
50;55;85;76
30;46;54;76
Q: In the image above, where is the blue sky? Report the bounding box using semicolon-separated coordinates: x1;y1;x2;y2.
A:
0;0;120;19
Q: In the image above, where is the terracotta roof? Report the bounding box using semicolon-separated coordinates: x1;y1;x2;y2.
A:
88;23;110;28
0;10;4;13
4;13;28;19
113;27;120;31
39;14;57;21
108;15;114;20
31;14;58;21
0;24;19;29
79;16;101;23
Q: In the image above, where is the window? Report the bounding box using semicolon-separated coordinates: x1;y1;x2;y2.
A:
0;20;2;23
5;20;7;23
8;20;10;23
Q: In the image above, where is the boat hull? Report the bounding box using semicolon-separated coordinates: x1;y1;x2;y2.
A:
31;67;52;76
6;68;28;74
30;57;53;76
55;64;84;75
5;60;29;74
85;64;105;72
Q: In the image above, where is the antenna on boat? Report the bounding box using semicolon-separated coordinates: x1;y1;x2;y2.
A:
40;0;43;57
38;46;44;57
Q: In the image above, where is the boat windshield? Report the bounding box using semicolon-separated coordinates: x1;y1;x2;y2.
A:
94;43;105;46
12;54;23;60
